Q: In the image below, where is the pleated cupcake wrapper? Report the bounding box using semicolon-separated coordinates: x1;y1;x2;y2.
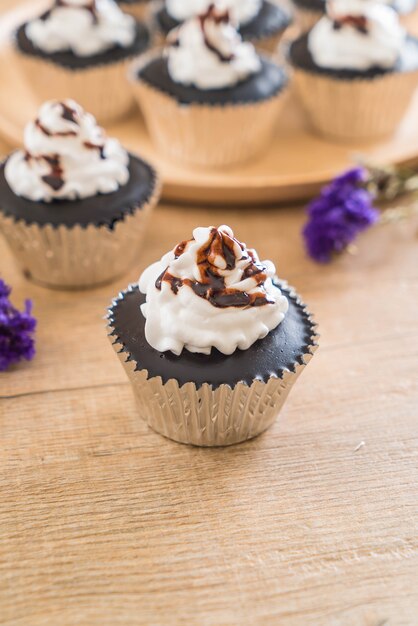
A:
0;178;161;289
129;52;288;167
107;282;319;447
293;7;323;32
14;52;136;124
292;67;418;141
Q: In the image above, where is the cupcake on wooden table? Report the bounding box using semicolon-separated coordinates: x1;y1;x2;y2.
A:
289;0;418;140
0;100;160;289
154;0;292;53
115;0;152;21
292;0;418;32
107;225;318;447
14;0;150;122
131;5;288;167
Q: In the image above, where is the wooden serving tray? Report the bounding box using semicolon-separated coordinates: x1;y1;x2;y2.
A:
1;0;418;205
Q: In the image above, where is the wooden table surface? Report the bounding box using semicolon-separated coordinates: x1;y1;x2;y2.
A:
1;118;418;624
1;0;418;618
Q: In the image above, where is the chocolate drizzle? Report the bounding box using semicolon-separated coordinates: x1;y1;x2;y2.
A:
169;4;235;63
156;228;275;309
84;141;106;159
23;152;65;191
35;119;77;138
54;0;98;23
61;102;79;124
199;5;235;63
332;14;369;34
37;154;64;191
34;101;80;138
25;101;91;192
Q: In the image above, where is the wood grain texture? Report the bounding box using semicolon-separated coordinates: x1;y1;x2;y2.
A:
0;0;418;618
1;139;418;624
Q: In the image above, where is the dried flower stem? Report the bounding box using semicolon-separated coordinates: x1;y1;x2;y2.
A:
379;200;418;224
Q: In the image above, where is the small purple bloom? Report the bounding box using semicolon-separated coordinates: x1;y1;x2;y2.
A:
0;279;36;372
303;167;379;263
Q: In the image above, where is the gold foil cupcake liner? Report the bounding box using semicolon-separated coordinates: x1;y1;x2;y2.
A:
14;52;136;124
0;178;161;289
107;282;318;447
129;52;288;167
292;67;418;141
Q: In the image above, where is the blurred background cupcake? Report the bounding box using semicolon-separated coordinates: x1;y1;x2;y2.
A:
292;0;418;32
153;0;293;54
107;225;318;447
289;0;418;140
130;5;288;166
0;99;160;289
292;0;326;32
13;0;150;122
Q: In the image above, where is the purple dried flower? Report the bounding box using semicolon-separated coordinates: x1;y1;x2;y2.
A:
303;167;379;263
0;279;36;372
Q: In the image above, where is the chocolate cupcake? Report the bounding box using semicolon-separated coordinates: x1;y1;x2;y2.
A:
107;225;318;447
0;100;161;289
14;0;150;122
130;6;288;167
154;0;292;54
116;0;153;21
292;0;418;32
289;0;418;141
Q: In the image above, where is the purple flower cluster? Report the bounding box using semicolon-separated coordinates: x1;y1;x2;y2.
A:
0;279;36;372
303;168;379;263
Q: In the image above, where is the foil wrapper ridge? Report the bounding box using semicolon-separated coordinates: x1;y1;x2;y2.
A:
107;281;319;446
0;176;161;289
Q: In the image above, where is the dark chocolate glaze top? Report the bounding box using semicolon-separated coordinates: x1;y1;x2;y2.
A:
292;0;416;12
16;17;150;69
156;0;291;40
0;154;157;229
108;283;316;389
291;0;325;12
289;33;418;79
137;56;287;105
239;0;292;39
117;0;150;4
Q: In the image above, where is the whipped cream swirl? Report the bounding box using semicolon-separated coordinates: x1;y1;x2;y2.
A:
25;0;136;57
166;6;261;89
139;225;289;356
308;0;405;71
5;99;129;202
166;0;262;26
